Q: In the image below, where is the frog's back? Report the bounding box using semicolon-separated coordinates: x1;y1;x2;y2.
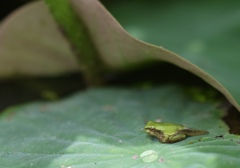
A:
159;122;184;127
161;122;184;127
158;122;186;134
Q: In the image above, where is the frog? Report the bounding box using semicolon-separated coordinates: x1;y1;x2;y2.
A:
144;121;209;143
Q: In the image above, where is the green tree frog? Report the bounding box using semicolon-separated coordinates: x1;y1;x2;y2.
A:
145;121;209;143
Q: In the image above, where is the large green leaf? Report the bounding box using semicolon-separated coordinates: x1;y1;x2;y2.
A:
101;0;240;110
69;0;240;111
0;86;239;167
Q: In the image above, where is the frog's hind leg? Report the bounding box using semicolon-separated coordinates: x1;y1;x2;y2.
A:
168;134;186;143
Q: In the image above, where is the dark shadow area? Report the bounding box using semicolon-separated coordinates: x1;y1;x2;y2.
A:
223;106;240;134
0;0;32;20
0;63;220;105
106;62;211;87
0;62;214;111
0;73;85;112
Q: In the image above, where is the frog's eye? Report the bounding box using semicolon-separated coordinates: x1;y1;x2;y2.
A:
145;128;154;132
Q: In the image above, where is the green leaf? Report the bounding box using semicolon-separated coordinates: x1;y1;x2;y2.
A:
0;86;239;167
69;0;240;111
101;0;240;110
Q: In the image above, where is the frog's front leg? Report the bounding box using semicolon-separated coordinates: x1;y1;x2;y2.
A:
168;134;186;143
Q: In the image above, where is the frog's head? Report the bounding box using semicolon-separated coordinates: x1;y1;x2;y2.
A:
144;121;163;137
